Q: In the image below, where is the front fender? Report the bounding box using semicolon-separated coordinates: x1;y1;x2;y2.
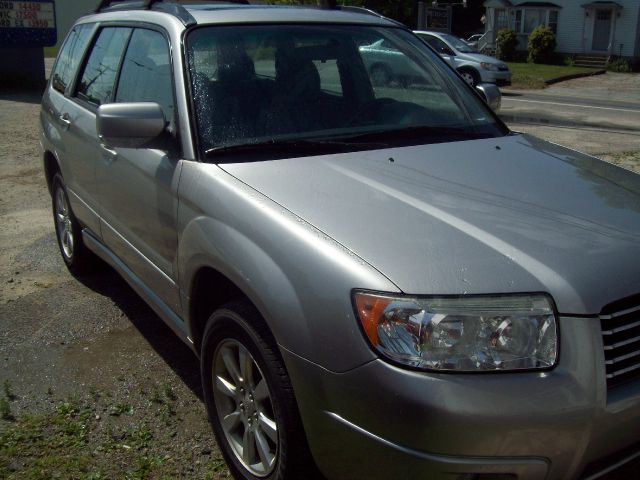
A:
177;161;399;373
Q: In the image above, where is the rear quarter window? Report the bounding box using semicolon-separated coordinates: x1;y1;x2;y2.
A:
51;24;93;94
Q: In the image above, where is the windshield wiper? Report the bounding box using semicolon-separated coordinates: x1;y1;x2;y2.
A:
204;138;387;159
333;125;494;143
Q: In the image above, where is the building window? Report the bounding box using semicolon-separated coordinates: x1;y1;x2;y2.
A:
514;10;522;33
548;10;558;34
513;8;559;35
496;8;508;31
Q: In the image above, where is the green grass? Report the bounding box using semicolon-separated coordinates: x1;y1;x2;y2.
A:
1;400;95;479
0;393;229;480
507;62;601;89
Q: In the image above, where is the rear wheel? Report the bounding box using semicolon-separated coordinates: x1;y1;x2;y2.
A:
201;301;319;480
51;172;97;274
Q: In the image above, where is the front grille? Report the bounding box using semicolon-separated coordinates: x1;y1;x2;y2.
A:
600;297;640;389
497;65;509;71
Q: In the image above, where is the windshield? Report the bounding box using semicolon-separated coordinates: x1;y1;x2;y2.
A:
440;33;478;53
186;25;506;160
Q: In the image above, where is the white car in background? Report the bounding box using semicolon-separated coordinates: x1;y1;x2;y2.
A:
415;30;511;87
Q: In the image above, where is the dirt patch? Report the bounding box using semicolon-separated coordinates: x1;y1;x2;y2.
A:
600;150;640;173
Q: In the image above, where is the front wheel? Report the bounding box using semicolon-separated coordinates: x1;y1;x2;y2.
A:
201;301;319;480
459;68;480;87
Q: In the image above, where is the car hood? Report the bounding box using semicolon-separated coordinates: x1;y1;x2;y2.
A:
221;134;640;314
456;52;504;65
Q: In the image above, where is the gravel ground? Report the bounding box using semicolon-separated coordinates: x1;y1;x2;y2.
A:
0;93;229;479
0;92;638;479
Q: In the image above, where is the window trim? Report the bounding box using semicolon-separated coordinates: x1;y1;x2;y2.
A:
71;22;177;115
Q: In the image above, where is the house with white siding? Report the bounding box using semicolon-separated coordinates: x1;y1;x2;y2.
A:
480;0;640;64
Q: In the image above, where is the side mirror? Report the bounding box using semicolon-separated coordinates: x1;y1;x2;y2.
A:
443;47;455;56
475;83;501;112
96;102;166;149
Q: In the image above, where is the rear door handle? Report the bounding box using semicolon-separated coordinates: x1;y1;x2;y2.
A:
59;113;71;130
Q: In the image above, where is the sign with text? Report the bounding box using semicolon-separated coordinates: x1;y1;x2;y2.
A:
0;0;56;47
426;7;451;33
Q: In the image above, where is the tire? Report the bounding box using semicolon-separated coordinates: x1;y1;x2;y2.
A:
51;172;97;275
201;301;319;480
370;64;392;87
459;68;480;87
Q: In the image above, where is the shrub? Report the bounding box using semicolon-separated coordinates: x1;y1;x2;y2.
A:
563;55;575;67
608;58;631;73
527;25;556;64
496;28;518;61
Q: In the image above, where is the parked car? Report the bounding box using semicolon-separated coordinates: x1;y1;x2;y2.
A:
466;32;483;49
358;37;422;86
41;2;640;480
415;30;511;87
358;37;502;111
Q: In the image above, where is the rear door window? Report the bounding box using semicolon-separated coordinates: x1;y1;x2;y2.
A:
75;27;132;106
51;24;94;94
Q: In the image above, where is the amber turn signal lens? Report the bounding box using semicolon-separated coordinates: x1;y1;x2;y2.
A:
353;293;393;346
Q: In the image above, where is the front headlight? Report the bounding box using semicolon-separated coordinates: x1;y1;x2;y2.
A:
480;61;499;71
353;292;558;372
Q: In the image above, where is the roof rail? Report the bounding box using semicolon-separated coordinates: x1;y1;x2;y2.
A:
95;0;156;13
95;0;248;11
92;2;400;27
93;1;250;25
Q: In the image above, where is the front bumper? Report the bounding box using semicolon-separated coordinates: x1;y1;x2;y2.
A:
283;316;640;480
480;69;512;87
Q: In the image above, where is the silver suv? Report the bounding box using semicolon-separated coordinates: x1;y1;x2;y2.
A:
41;2;640;480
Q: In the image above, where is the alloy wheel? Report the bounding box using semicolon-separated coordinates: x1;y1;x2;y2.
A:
55;186;74;260
213;339;278;477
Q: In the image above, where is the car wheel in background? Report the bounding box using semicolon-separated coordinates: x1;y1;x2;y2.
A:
51;172;98;275
201;301;319;480
458;68;479;87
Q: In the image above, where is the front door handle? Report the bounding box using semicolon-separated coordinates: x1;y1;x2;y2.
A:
98;135;118;161
59;113;71;131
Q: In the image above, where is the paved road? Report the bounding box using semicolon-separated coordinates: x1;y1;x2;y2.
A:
501;91;640;132
499;72;640;133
